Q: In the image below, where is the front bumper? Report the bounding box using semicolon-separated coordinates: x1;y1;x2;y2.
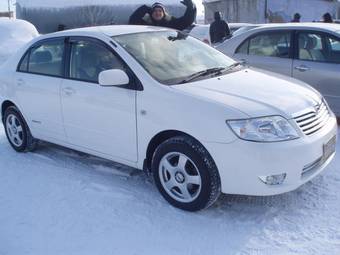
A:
204;116;337;196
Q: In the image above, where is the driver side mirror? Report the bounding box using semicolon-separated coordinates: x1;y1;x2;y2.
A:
98;69;130;87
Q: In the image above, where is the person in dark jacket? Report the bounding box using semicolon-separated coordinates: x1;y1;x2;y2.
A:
291;13;301;23
209;12;231;44
129;0;196;31
323;13;333;23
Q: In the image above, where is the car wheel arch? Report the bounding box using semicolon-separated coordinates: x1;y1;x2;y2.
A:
1;100;16;122
144;130;212;173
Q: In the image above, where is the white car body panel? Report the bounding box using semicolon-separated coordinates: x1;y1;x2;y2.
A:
0;25;337;196
60;79;138;163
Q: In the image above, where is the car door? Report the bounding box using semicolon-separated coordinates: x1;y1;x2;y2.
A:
15;38;66;141
293;31;340;116
233;30;293;76
60;37;138;162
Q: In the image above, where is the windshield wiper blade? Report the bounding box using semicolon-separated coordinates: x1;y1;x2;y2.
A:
224;61;243;72
179;67;226;84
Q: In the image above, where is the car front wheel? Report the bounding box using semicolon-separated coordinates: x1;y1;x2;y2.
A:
152;136;221;211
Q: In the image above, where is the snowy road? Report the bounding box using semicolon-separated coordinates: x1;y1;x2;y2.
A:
0;125;339;255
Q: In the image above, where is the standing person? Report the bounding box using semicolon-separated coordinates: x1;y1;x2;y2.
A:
209;12;231;44
129;1;196;31
291;13;301;23
322;13;333;23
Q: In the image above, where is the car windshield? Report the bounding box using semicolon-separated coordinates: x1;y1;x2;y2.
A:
112;31;236;85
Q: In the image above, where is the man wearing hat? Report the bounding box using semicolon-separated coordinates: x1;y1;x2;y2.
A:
129;0;196;31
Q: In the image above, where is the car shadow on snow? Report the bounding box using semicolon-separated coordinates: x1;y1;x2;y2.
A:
31;140;337;213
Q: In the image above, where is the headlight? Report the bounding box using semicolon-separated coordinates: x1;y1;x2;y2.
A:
227;116;299;142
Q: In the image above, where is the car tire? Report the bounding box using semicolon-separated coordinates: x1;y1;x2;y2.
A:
3;106;37;152
152;136;221;211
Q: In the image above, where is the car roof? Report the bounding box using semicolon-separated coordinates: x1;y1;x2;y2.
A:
38;25;171;40
253;22;340;32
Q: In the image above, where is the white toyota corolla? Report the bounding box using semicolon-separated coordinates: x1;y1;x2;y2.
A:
0;26;337;211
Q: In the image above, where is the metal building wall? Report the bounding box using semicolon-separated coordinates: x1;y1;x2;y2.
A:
16;4;185;34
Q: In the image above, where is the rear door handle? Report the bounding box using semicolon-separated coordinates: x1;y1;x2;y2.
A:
294;65;310;72
17;79;25;86
62;87;76;96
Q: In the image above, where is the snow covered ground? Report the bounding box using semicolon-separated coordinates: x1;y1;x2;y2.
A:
0;124;339;254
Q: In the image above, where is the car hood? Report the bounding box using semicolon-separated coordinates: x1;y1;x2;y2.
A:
173;68;322;119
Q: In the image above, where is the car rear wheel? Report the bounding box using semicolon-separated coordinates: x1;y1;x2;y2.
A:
3;106;37;152
152;136;221;211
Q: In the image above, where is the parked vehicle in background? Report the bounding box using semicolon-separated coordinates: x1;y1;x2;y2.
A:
185;23;254;44
0;18;38;64
217;23;340;117
0;26;337;211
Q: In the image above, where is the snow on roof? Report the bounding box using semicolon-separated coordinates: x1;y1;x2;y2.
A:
42;25;170;39
17;0;181;8
256;22;340;32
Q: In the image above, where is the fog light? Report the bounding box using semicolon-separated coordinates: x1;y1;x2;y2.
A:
259;173;287;185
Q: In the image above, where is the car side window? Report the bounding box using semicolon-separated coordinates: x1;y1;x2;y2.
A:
18;52;29;72
325;35;340;64
248;32;291;58
28;39;65;77
69;40;125;83
236;39;249;54
298;32;325;62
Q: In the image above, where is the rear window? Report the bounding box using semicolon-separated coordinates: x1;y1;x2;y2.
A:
28;40;64;77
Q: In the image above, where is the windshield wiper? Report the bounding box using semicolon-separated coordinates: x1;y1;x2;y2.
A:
179;63;244;84
179;67;226;84
223;61;244;72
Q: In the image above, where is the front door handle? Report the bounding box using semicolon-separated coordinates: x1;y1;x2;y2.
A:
294;65;310;72
62;87;76;96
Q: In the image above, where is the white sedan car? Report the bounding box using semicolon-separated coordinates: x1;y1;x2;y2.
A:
0;26;337;211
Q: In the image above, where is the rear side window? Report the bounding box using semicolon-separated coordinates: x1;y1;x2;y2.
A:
69;40;125;83
298;33;325;62
239;32;291;58
27;39;65;77
18;52;29;72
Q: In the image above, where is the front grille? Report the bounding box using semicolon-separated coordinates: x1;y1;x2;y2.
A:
293;101;330;136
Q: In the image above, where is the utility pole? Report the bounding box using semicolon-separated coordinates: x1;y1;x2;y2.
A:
8;0;11;13
264;0;268;23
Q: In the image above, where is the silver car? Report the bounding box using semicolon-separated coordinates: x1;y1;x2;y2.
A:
217;23;340;116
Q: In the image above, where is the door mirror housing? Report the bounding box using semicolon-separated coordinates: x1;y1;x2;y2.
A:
98;69;130;87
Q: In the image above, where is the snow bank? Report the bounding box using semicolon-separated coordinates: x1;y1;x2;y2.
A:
0;18;38;64
17;0;181;8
